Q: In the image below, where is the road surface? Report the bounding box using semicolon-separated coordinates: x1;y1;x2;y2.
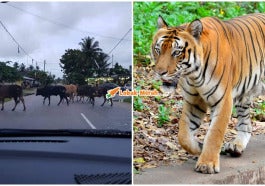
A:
0;94;131;131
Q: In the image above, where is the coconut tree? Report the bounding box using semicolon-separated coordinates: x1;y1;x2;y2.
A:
95;52;111;77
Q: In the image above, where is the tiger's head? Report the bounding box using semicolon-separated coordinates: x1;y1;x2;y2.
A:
152;16;204;87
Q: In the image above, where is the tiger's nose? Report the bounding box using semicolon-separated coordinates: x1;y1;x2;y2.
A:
156;69;168;76
154;66;168;76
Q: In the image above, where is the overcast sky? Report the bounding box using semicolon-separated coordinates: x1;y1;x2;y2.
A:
0;1;132;78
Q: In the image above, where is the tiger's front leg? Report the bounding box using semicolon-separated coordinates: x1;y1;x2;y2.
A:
195;95;232;174
178;99;207;155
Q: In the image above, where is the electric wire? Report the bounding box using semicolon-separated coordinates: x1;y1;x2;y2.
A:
0;3;132;75
107;28;132;55
5;3;131;41
0;19;42;65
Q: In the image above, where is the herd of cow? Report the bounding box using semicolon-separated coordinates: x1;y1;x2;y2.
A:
0;83;118;111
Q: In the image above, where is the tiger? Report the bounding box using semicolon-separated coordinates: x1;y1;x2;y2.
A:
151;13;265;174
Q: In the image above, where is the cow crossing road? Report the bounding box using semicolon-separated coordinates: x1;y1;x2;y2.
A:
0;94;131;131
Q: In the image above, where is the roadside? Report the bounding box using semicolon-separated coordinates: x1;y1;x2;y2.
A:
133;65;265;183
134;134;265;184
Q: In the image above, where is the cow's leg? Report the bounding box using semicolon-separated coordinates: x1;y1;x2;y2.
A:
43;97;46;105
12;97;18;111
101;96;106;106
58;95;63;105
48;96;51;106
65;95;69;106
1;98;4;111
110;98;113;106
19;96;26;111
70;94;74;103
90;97;95;106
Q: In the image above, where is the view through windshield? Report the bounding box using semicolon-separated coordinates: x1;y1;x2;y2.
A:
0;1;132;132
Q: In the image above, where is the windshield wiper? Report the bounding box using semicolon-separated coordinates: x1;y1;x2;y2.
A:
0;129;131;138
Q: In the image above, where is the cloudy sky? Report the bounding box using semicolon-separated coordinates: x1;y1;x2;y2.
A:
0;1;132;78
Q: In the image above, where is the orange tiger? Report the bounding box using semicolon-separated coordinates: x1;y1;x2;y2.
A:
152;13;265;174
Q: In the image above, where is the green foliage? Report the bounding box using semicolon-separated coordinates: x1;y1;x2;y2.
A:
134;2;265;65
154;96;161;102
0;61;55;86
134;96;145;111
60;36;111;85
254;101;265;116
60;36;130;85
0;62;21;83
232;106;237;117
157;104;170;127
151;80;162;91
133;167;141;174
123;97;132;103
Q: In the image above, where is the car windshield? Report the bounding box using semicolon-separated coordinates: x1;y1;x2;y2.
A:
0;1;132;133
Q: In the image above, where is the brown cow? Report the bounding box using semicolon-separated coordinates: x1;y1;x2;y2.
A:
64;84;77;103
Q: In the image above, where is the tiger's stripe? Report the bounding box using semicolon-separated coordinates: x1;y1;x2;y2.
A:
152;13;265;174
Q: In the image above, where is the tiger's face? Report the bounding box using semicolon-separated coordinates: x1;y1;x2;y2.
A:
152;16;203;86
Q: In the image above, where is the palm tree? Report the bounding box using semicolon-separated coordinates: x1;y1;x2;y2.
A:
96;52;111;77
79;36;103;77
79;36;102;60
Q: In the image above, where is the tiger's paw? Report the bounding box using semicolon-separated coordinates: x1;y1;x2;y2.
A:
224;142;244;157
195;160;220;174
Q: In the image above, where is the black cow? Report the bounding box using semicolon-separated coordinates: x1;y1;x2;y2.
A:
97;83;118;107
77;85;97;106
36;85;69;106
0;85;26;111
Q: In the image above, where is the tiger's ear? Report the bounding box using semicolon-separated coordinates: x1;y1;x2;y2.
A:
187;19;203;40
157;15;168;29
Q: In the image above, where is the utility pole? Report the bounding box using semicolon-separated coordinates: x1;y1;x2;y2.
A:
44;60;46;72
112;54;113;68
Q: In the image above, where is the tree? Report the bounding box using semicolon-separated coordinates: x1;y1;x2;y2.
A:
109;62;131;85
110;62;130;76
27;65;34;72
0;62;21;83
19;63;26;72
79;36;102;56
79;36;103;77
60;36;110;84
13;62;19;71
96;52;111;77
60;49;87;85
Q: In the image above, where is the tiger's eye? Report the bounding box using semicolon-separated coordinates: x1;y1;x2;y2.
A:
172;51;181;57
155;47;160;55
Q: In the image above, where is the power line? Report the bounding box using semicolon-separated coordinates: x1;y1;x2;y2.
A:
5;3;131;42
0;20;34;61
0;19;43;68
108;28;132;55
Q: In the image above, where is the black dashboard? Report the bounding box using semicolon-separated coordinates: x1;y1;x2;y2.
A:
0;131;131;184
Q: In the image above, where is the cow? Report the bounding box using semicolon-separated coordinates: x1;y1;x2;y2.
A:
36;85;69;106
77;85;97;106
96;83;119;107
64;84;77;103
0;85;26;111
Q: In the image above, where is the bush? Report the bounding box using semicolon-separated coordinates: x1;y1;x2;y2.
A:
134;2;265;65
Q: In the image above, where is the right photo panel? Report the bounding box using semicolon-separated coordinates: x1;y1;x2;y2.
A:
133;2;265;184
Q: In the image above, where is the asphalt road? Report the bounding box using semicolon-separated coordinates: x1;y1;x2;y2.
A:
0;94;131;131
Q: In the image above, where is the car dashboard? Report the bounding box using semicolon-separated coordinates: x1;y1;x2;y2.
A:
0;131;131;184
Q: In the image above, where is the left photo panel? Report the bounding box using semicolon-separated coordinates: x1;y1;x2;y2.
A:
0;1;132;184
